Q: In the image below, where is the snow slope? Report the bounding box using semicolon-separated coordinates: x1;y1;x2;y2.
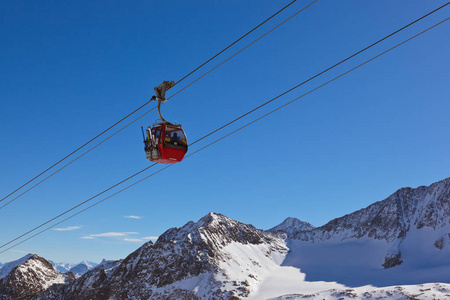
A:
270;283;450;299
6;177;450;299
37;212;290;299
250;178;450;298
247;261;345;300
279;177;450;287
282;233;450;287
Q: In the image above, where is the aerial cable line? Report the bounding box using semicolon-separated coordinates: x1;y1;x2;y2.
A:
0;1;317;211
1;15;449;254
0;5;447;249
168;0;318;101
0;161;159;250
0;108;156;211
0;103;156;205
189;1;450;146
174;0;301;85
0;163;175;255
120;0;450;157
0;0;305;205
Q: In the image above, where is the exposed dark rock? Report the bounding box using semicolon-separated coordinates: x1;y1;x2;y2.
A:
434;238;444;250
0;254;74;300
286;177;450;270
293;177;450;244
4;177;450;298
34;212;287;299
382;252;403;269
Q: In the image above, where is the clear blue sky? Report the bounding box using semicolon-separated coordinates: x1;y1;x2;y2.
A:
1;0;449;263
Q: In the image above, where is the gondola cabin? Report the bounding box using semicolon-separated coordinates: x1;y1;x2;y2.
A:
145;123;188;164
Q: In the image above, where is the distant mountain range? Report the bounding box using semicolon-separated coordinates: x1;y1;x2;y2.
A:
1;177;450;299
49;260;98;277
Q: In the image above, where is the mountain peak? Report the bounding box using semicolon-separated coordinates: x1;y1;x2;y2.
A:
68;261;98;278
198;211;230;226
157;212;250;247
0;254;74;299
39;212;288;299
5;177;450;299
267;217;315;238
0;253;35;279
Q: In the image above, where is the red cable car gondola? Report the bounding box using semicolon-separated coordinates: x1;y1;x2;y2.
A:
145;123;187;164
142;81;188;164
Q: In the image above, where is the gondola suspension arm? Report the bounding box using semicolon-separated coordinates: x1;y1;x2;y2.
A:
151;80;175;124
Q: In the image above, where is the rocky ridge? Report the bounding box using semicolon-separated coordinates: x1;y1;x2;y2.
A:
2;177;450;298
37;212;287;299
294;177;450;243
0;254;74;299
287;177;450;268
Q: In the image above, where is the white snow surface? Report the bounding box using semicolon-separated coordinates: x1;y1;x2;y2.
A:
215;242;287;296
269;283;450;299
137;240;291;299
247;231;450;299
280;225;450;287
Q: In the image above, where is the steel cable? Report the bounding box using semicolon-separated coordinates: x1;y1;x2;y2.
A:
1;15;448;254
0;0;306;205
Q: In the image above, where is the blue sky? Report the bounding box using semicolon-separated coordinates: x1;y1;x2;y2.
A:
1;0;449;263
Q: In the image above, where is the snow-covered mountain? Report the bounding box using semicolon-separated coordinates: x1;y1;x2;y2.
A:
294;176;450;244
267;217;315;238
282;176;450;287
2;177;450;299
77;260;97;270
67;260;98;278
0;254;74;299
0;253;34;279
47;260;97;277
49;261;76;273
38;212;288;299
